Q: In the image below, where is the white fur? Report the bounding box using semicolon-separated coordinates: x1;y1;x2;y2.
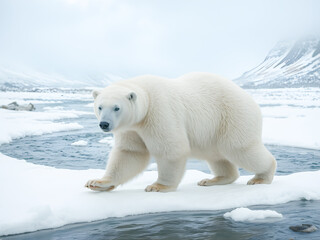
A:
85;73;276;192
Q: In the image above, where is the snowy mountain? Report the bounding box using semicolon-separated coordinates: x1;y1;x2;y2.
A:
0;66;122;91
235;38;320;88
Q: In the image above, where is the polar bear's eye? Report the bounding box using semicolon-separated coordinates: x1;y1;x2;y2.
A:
98;106;102;111
114;106;120;112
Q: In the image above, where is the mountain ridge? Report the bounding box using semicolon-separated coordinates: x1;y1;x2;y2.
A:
234;38;320;88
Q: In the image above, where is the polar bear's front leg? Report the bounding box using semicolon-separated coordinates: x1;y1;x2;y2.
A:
85;148;150;191
145;157;187;192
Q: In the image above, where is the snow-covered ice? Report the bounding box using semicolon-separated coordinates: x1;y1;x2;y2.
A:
224;208;283;222
247;88;320;149
263;111;320;149
0;108;84;145
71;140;88;146
0;153;320;236
0;95;93;145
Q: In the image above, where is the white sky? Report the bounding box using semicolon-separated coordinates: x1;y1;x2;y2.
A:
0;0;319;80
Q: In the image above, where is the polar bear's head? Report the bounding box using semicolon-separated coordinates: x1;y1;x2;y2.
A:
92;85;145;132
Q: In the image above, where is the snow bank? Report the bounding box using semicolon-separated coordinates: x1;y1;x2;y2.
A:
1;153;320;236
224;208;283;222
71;140;88;146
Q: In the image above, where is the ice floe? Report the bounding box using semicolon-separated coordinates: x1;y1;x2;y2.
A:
0;109;84;145
0;153;319;236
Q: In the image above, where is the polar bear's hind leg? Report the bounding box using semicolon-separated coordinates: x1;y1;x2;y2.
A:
228;144;277;185
247;156;277;185
198;159;239;186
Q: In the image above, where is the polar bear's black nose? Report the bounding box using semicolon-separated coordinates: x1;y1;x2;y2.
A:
99;121;109;130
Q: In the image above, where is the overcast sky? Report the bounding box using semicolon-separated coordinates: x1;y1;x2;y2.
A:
0;0;319;80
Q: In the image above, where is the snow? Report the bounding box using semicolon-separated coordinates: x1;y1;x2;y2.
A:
0;108;85;145
248;88;320;108
263;112;320;149
0;153;320;236
0;92;95;145
71;140;88;146
43;106;65;110
224;208;283;222
247;88;320;150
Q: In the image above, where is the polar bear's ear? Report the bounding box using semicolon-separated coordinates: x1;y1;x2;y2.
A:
92;90;101;99
127;92;137;101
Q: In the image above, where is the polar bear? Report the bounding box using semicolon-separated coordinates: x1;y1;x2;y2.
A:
85;73;276;192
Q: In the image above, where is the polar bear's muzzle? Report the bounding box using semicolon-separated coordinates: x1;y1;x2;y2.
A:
99;121;111;132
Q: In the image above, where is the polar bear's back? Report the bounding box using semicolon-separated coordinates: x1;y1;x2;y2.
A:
125;73;262;152
176;73;262;149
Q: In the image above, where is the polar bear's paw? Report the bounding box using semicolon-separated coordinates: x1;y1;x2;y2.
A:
247;177;268;185
198;176;236;186
198;178;215;186
145;183;174;192
85;179;115;191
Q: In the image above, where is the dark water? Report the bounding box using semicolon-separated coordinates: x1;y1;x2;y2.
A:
3;201;320;240
1;97;320;239
1;127;320;175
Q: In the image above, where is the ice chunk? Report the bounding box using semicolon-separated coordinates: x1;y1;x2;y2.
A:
71;140;88;146
224;207;283;222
